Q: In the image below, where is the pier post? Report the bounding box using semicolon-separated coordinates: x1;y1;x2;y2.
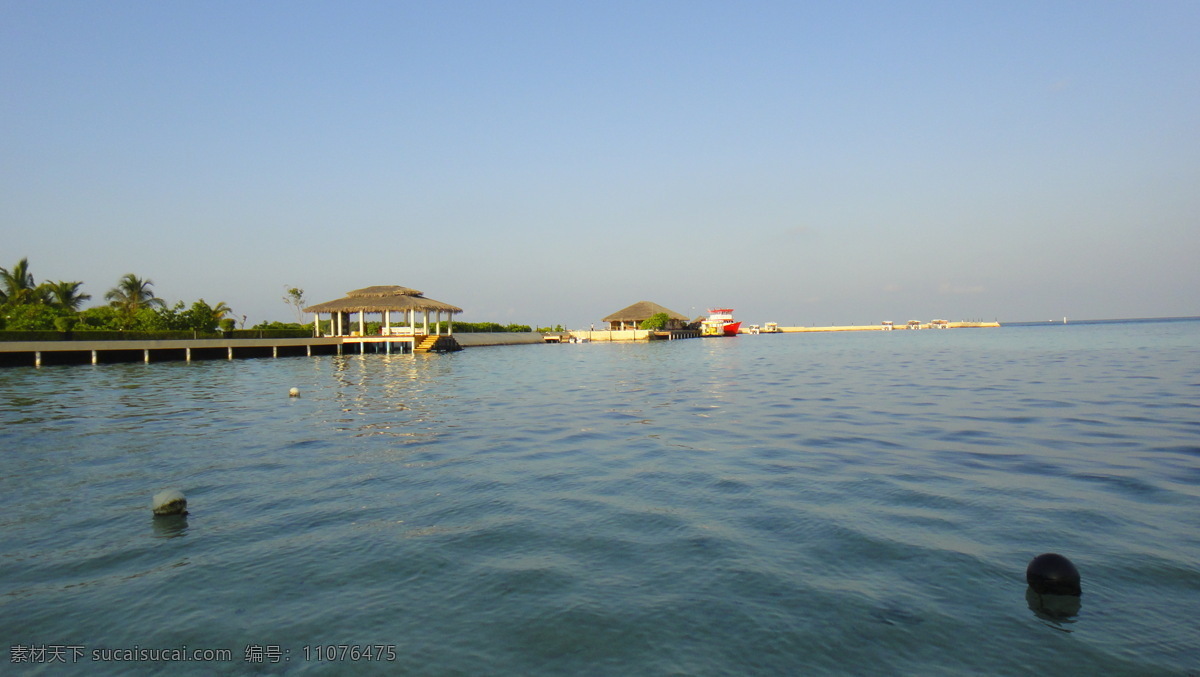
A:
35;351;41;368
273;346;278;358
306;345;312;357
144;349;151;363
186;348;191;362
91;350;98;365
228;347;234;360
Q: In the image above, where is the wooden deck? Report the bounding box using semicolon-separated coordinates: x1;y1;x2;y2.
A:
0;337;350;367
0;336;341;367
0;332;478;367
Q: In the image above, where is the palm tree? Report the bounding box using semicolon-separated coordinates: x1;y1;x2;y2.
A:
210;300;233;324
44;281;92;312
0;258;38;306
105;274;165;313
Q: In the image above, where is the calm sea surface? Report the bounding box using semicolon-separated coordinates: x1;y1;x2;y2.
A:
2;321;1198;675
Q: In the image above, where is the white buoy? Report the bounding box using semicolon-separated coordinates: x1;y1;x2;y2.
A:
152;489;188;516
289;387;300;397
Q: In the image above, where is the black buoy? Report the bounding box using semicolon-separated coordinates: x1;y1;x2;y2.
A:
1026;553;1081;596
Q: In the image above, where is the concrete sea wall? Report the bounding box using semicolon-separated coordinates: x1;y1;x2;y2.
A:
452;332;547;347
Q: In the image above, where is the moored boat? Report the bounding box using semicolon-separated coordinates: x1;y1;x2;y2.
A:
701;308;742;336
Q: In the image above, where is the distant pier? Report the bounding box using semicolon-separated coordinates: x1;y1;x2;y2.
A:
774;321;1000;333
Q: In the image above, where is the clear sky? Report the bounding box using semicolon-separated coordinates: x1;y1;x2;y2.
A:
3;1;1198;327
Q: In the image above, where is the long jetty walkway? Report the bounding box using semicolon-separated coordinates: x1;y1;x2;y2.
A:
0;337;346;368
0;332;540;368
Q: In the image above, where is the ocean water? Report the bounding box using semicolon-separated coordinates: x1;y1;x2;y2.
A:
2;321;1198;675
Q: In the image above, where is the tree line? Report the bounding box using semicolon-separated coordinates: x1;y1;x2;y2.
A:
0;258;235;332
3;258;556;335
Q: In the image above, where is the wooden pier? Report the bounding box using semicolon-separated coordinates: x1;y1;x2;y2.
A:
0;337;344;368
0;333;464;368
651;329;701;340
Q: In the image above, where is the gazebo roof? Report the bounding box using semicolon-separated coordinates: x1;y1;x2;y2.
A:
602;301;689;322
304;285;463;314
346;285;424;297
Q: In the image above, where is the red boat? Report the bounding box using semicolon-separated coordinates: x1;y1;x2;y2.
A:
700;308;742;336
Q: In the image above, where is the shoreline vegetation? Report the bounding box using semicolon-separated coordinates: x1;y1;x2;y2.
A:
1;257;246;335
0;257;567;340
5;257;1194;343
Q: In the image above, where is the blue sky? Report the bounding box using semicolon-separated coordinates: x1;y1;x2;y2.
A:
3;1;1197;327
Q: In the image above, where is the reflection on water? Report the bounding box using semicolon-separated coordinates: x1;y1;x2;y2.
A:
1026;587;1082;631
152;515;189;539
0;321;1198;675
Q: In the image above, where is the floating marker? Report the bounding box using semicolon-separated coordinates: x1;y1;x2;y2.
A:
289;387;300;397
1026;553;1081;596
152;489;188;516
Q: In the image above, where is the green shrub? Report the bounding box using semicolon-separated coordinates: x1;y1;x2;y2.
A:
639;313;670;330
2;304;71;331
0;330;64;341
231;329;312;339
452;321;534;333
68;330;221;341
250;321;313;332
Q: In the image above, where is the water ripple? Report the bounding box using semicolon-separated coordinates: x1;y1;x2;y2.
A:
1;323;1199;674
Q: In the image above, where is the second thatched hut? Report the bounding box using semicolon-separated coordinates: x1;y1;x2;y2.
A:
601;301;691;330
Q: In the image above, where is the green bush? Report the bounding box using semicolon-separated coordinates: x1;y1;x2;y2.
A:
639;313;670;330
0;328;319;342
250;321;313;332
0;330;64;341
231;329;312;339
78;305;162;331
69;330;222;341
2;304;72;331
452;321;534;333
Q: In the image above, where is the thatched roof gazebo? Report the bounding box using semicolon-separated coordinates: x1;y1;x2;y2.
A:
304;285;463;337
601;301;690;330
